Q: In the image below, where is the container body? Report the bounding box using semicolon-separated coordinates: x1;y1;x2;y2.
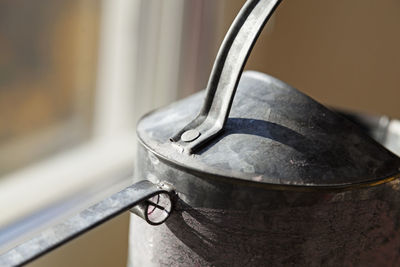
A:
129;144;400;267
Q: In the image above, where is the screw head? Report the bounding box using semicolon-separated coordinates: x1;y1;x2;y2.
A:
181;129;200;142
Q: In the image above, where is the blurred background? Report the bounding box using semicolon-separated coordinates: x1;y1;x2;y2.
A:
0;0;399;266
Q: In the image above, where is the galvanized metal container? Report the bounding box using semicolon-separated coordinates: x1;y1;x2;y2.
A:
3;0;400;266
129;0;400;265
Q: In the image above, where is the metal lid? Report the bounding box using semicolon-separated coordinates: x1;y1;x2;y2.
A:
137;71;400;189
137;0;400;189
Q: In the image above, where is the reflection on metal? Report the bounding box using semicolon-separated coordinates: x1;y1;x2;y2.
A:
0;180;174;267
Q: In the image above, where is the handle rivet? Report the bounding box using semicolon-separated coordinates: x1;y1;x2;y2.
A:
181;129;201;142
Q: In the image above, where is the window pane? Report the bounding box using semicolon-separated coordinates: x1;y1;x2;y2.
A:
0;0;100;176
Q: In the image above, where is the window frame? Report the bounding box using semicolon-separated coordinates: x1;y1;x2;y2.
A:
0;0;225;254
0;0;141;253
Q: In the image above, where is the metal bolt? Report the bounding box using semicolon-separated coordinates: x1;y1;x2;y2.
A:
130;192;172;225
181;129;201;142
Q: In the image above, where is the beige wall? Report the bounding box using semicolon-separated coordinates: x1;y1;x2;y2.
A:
222;0;400;117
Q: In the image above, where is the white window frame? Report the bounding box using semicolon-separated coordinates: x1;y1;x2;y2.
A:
0;0;224;254
0;0;142;253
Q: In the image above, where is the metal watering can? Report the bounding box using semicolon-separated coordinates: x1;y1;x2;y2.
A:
2;0;400;266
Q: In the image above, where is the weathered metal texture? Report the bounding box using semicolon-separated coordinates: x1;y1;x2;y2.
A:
138;71;400;188
0;180;172;267
129;144;400;266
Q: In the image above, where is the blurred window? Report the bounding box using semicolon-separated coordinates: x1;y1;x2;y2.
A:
0;0;99;176
0;0;223;254
0;0;137;251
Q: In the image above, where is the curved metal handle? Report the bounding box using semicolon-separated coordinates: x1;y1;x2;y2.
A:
0;180;174;267
171;0;282;154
